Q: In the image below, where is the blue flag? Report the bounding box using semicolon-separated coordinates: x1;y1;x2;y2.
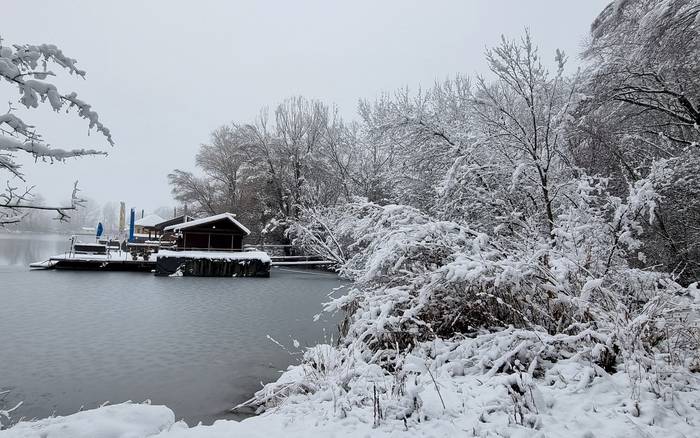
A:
129;208;135;242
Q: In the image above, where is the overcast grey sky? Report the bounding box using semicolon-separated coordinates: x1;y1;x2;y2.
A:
2;0;610;213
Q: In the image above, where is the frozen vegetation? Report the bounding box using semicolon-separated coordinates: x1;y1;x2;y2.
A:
3;0;700;436
0;39;111;225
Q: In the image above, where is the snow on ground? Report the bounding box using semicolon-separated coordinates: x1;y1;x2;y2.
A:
2;370;697;437
1;403;174;438
3;341;698;438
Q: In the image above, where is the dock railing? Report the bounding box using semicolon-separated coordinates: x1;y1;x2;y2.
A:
163;244;334;265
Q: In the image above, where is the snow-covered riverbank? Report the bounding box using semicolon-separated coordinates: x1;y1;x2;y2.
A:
3;337;699;438
5;197;700;437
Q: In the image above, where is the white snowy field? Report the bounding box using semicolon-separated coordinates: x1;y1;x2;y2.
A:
3;339;698;438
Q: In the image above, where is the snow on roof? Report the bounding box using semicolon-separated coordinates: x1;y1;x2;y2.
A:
135;214;165;227
154;215;195;229
163;212;251;235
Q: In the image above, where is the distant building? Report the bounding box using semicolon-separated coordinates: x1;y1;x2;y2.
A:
154;215;195;233
163;212;250;251
134;214;165;240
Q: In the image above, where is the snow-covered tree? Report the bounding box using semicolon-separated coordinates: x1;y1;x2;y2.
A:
0;37;111;225
573;0;700;283
467;31;579;239
358;77;473;210
238;97;346;218
585;0;700;149
263;27;700;431
171;96;361;240
167;169;219;216
194;124;253;213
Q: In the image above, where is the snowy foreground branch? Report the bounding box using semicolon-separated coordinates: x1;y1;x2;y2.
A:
0;37;111;225
0;180;86;224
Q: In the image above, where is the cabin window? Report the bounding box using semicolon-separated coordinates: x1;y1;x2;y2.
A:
210;234;233;249
185;233;209;249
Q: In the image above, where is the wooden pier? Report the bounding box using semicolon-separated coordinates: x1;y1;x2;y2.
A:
47;258;155;272
251;244;337;267
269;255;336;266
31;248;336;274
30;253;156;272
30;214;336;275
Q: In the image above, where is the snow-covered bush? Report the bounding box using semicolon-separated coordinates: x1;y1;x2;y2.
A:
247;23;700;433
274;167;699;423
0;390;22;430
238;344;354;412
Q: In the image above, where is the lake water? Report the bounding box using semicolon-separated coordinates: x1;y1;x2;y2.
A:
0;233;344;425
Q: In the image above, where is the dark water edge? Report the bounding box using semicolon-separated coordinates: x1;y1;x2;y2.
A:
0;232;72;266
0;233;344;425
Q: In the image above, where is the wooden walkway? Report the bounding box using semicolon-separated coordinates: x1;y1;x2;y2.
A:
249;244;336;267
30;246;336;272
42;257;155;272
269;255;335;266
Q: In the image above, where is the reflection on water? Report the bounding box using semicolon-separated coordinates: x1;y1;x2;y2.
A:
0;233;343;426
0;233;71;266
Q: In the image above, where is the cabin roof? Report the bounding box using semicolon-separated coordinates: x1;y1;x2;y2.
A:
154;215;195;230
135;214;165;227
163;212;251;235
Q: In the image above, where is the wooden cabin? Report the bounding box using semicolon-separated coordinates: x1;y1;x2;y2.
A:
163;212;250;251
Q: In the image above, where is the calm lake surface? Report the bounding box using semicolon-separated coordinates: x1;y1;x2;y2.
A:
0;233;344;425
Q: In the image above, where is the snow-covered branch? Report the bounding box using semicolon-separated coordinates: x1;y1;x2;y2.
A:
0;180;85;224
0;36;112;225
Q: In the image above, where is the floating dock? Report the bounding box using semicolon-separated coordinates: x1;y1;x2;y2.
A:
154;250;271;277
30;250;334;276
31;252;155;272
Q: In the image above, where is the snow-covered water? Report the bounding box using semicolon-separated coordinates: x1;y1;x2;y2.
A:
0;233;343;425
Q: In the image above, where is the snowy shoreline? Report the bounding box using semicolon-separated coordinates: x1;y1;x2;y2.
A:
3;335;699;438
7;197;700;436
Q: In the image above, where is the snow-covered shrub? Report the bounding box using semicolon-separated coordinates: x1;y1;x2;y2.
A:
0;390;22;430
242;325;700;435
237;344;387;417
241;170;699;437
267;25;700;422
287;169;699;378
